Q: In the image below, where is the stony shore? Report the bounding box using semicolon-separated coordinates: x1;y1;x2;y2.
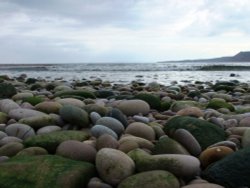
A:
0;74;250;188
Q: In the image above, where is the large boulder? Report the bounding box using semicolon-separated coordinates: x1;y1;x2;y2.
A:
202;147;250;188
24;130;90;153
0;155;96;188
118;170;180;188
59;105;89;128
164;116;226;150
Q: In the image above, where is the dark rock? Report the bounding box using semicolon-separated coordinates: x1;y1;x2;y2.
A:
0;83;17;98
202;147;250;188
164;116;226;150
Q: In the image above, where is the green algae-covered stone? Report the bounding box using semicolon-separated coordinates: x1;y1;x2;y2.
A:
24;130;90;153
0;83;17;98
164;116;226;150
0;155;95;188
170;101;202;112
207;98;235;112
134;92;161;110
153;135;189;155
202;147;250;188
23;96;45;106
19;115;55;129
128;149;200;178
95;90;115;98
54;90;96;99
59;105;89;128
83;104;108;116
16;147;48;156
118;170;180;188
0;142;24;157
0;112;8;124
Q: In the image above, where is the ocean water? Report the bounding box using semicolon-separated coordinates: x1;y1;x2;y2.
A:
1;62;250;85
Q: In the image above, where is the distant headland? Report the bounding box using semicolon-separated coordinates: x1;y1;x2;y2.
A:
159;51;250;63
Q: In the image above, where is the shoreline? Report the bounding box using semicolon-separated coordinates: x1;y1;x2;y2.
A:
0;75;250;187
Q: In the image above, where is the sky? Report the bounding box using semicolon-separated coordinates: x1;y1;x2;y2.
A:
0;0;250;63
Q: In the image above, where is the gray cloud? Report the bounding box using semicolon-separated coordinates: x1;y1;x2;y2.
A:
0;0;250;63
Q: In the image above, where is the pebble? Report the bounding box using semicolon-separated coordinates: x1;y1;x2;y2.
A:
36;125;62;135
173;129;201;156
96;134;119;151
125;122;155;141
96;148;135;186
56;140;97;163
5;123;35;140
199;146;234;168
91;125;118;139
116;99;150;116
95;117;124;136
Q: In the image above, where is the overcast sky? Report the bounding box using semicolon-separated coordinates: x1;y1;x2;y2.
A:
0;0;250;63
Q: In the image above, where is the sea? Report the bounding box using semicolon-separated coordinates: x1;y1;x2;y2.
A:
1;62;250;85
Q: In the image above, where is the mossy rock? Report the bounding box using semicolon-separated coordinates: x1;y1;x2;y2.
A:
207;98;235;112
0;155;96;188
0;83;17;98
19;115;55;130
187;90;201;98
54;90;96;99
153;136;189;155
59;95;85;100
0;112;8;124
128;149;200;178
16;147;48;156
25;78;37;84
213;81;236;92
202;147;250;188
24;130;90;153
83;104;108;116
23;96;45;106
164;116;226;150
59;105;89;128
30;83;43;90
95;90;115;98
170;101;202;112
109;95;134;100
118;170;180;188
134;92;161;110
160;101;171;111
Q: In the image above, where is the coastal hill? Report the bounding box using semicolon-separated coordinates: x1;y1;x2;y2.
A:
159;51;250;63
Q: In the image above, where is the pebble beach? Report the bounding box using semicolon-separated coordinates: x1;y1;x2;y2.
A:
0;73;250;188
